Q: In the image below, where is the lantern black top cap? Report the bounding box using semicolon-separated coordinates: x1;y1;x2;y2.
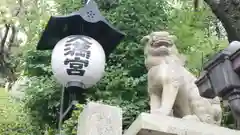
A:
203;41;240;70
36;0;125;58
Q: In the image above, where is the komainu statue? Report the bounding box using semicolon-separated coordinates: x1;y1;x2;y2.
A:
141;31;222;125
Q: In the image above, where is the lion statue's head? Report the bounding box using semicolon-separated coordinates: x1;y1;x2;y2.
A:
141;31;186;70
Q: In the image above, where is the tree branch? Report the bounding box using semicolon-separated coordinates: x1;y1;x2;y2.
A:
214;20;221;39
0;24;10;54
204;0;220;10
7;26;17;53
0;0;24;82
15;0;23;16
204;0;240;42
1;0;23;54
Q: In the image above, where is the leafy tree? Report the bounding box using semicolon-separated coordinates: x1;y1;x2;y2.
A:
0;88;42;135
1;0;237;134
203;0;240;42
0;0;60;133
167;5;228;75
0;0;24;83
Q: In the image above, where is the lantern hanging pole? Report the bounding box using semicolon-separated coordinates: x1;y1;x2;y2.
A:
58;86;65;135
58;85;79;135
58;83;80;135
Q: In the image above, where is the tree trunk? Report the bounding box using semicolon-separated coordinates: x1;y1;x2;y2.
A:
204;0;240;43
0;25;18;84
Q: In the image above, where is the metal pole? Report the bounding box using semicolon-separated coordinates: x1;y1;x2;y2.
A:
58;86;65;135
85;0;91;4
57;84;78;135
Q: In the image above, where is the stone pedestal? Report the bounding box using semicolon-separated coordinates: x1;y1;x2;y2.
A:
124;113;240;135
77;102;122;135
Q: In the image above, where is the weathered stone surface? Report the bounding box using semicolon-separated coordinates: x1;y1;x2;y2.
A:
124;113;240;135
77;102;122;135
142;31;222;125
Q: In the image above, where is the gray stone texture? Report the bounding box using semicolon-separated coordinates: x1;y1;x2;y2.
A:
124;113;240;135
77;102;122;135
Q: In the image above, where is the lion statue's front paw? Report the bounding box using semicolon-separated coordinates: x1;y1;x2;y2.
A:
182;115;200;122
151;108;172;116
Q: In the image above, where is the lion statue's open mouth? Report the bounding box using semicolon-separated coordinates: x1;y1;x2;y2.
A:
141;31;177;57
151;40;172;48
150;40;172;55
141;31;186;68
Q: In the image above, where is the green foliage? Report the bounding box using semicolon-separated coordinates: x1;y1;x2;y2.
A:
0;89;18;123
26;0;171;130
22;50;52;76
1;0;236;134
10;1;60;131
23;76;61;128
167;7;228;76
84;0;170;129
0;110;42;135
0;88;42;135
222;105;237;129
62;104;84;135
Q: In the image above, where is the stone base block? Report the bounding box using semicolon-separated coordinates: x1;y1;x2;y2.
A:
124;113;240;135
77;102;122;135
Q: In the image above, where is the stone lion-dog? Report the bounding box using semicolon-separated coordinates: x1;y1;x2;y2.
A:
141;31;222;125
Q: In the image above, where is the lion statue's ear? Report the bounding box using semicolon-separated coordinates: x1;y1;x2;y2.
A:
169;35;177;41
179;54;187;65
140;35;150;45
169;35;177;44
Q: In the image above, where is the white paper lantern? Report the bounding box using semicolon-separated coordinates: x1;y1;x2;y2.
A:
51;35;106;88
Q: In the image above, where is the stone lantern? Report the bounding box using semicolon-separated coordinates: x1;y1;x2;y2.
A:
195;41;240;120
